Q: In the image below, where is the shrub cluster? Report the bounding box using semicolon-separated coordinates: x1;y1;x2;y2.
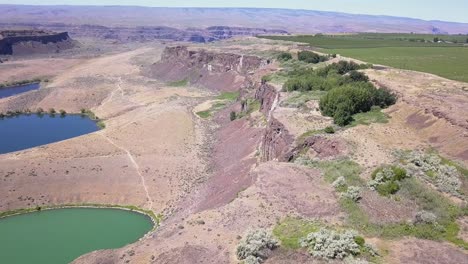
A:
403;151;462;196
367;166;408;196
320;83;396;126
413;210;438;225
347;71;369;82
281;59;394;126
324;126;335;134
277;52;293;61
318;61;371;76
341;186;362;202
297;50;328;64
282;61;371;93
332;176;347;191
300;228;361;259
236;229;278;264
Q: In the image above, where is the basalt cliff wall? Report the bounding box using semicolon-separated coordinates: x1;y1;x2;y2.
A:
255;83;294;162
147;46;294;161
145;46;269;91
0;30;75;55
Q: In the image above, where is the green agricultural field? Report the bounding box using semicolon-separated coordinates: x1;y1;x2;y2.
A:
259;34;468;82
329;47;468;83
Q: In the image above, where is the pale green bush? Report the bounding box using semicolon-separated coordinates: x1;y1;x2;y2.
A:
300;228;361;259
342;186;362;202
403;151;462;196
414;210;437;225
436;165;461;195
236;229;278;263
332;176;346;189
244;255;262;264
368;167;394;190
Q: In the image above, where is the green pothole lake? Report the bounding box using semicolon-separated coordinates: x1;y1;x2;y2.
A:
0;208;154;264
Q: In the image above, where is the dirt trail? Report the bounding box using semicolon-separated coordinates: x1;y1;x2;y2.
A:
98;77;124;112
100;134;153;210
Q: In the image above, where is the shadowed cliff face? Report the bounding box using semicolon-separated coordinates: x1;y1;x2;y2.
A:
0;30;75;55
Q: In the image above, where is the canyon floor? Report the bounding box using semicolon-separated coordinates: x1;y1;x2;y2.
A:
0;37;467;264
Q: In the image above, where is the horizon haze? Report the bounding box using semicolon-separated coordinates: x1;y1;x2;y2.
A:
1;0;468;23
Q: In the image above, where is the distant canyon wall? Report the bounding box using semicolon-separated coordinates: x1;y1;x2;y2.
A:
0;30;75;55
0;23;288;43
1;5;468;34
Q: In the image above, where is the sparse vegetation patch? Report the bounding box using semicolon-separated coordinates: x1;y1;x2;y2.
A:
80;109;106;129
368;165;408;196
167;78;188;87
273;217;320;249
397;151;463;197
300;228;362;259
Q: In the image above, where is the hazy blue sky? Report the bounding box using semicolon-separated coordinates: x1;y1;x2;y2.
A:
2;0;467;23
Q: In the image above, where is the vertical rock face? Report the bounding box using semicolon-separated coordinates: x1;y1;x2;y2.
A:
0;30;75;55
146;46;268;91
254;82;294;161
261;117;293;162
255;83;278;116
160;46;266;74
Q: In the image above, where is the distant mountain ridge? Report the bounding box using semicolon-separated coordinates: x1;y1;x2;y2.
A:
0;5;468;34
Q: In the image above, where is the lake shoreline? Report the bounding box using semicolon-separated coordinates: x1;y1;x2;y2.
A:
0;82;41;99
0;204;160;230
0;81;41;90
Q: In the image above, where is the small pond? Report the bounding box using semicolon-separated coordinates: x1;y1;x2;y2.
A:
0;83;40;99
0;114;99;154
0;208;154;264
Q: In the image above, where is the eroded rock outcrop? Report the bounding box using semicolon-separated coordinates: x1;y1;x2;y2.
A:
145;46;269;91
261;117;294;161
285;136;348;161
255;82;278;116
0;30;75;55
253;82;295;162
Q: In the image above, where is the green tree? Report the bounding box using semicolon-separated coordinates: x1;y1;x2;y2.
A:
319;83;396;126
